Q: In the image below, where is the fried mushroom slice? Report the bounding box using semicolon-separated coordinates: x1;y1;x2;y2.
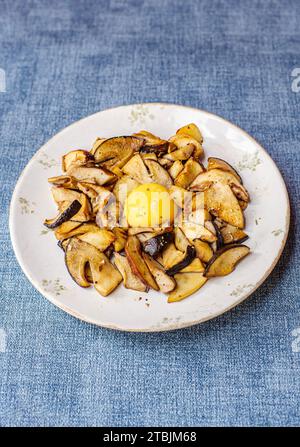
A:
174;158;204;189
220;224;249;244
62;150;94;172
142;253;176;293
207;157;242;184
168;273;207;303
78;228;115;252
114;253;147;292
176;123;203;144
193;239;214;263
122;154;153;184
133;130;169;153
204;244;250;277
65;238;122;295
168;160;184;180
125;236;159;290
190;169;249;202
203;182;245;229
93;136;144;168
67;165;116;186
44;200;82;229
144;159;173;189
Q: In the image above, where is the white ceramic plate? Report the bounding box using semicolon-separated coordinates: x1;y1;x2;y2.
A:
9;103;290;332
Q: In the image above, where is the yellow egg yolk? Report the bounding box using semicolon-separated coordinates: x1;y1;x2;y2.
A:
125;183;175;228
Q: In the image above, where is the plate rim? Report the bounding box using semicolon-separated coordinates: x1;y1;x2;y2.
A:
9;102;291;332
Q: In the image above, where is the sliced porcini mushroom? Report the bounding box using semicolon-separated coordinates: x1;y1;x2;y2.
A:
44;200;82;229
76;182;108;214
174;158;204;189
93;136;144;168
67;165;116;186
176;123;203;144
158;158;173;169
204;244;250;277
165;245;196;276
181;222;217;243
114;253;147;292
141;230;173;257
57;238;70;252
193;239;214;263
48;175;78;189
144;159;173;189
203;182;244;229
174;227;189;253
161;242;185;269
190;168;249;202
163;139;195;161
207;157;242;184
179;258;204;273
168;273;207;303
95;191;119;229
62;150;94;172
77;228;115;252
90;137;107;155
239;200;248;211
51;186;82;206
125;236;159;290
112;228;128;252
54;221;83;240
205;220;223;250
65;238;122;295
142;253;176;293
230;183;249;202
113;175;140;203
122;154;153;183
220;223;249;244
141;152;158;161
168;160;184;180
133;130;169;153
55;222;100;241
166;134;204;160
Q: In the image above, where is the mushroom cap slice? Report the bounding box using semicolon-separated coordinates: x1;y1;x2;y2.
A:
165;245;196;276
44;200;82;229
62;150;94;172
207;157;242;184
203;182;245;229
174;158;204;189
122;154;153;184
144;159;173;189
133;130;169;153
193;239;214;263
125;236;159;290
176;123;203;144
67;165;116;186
142;253;176;293
114;253;147;292
78;229;115;252
190;168;249;202
93;136;144;168
168;273;207;303
204;244;250;277
65;238;122;295
220;224;249;244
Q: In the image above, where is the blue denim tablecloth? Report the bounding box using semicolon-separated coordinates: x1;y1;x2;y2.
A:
0;0;299;427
